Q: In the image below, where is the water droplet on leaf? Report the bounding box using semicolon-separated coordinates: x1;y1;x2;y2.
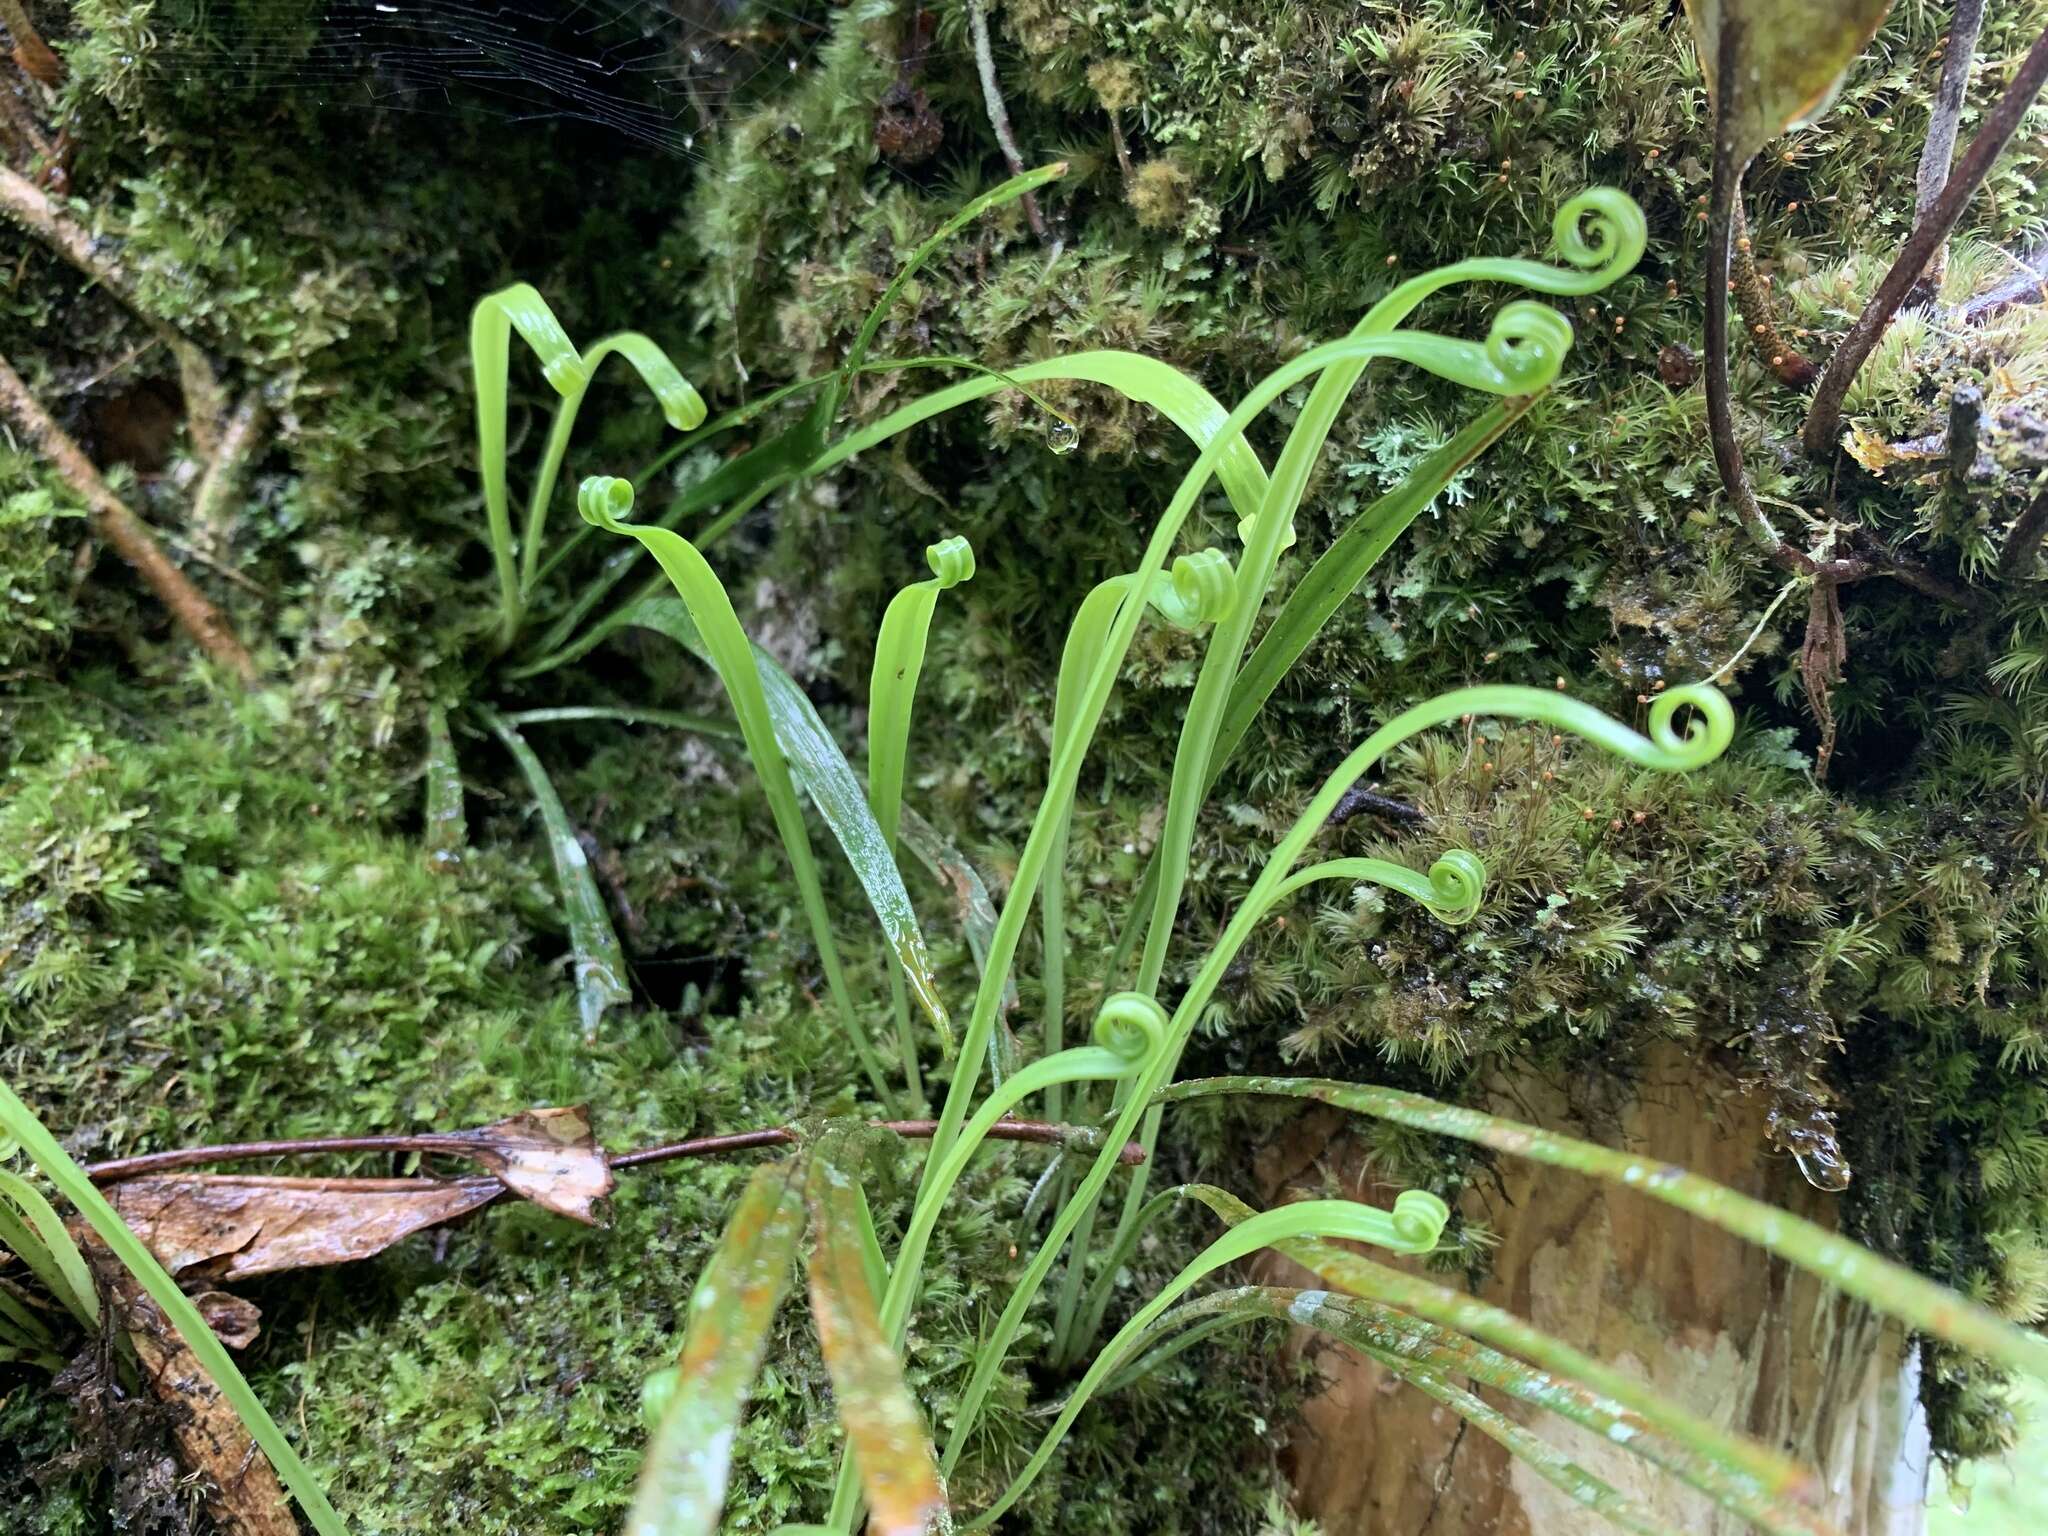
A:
1046;419;1080;455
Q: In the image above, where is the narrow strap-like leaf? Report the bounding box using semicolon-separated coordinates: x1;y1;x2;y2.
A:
1214;395;1533;782
518;330;707;598
476;705;629;1041
471;283;587;648
0;1280;60;1348
1155;1074;2048;1384
965;1189;1448;1528
422;704;466;866
0;1168;98;1327
1177;1186;1827;1531
1105;397;1532;981
1373;1351;1682;1536
579;481;904;1106
869;536;976;1097
892;798;1018;1082
1105;1284;1816;1536
814;350;1270;532
807;1130;947;1536
966;1187;1449;1531
549;588;958;1077
628;1159;807;1536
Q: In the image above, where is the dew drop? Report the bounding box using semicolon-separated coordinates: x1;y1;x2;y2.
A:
1795;1149;1852;1192
1046;419;1080;455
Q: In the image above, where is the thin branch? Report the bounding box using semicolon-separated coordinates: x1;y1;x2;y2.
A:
0;0;63;87
1327;785;1426;827
967;0;1048;241
1999;488;2048;583
1946;383;1983;492
0;349;257;682
84;1118;1148;1183
188;389;266;557
1961;242;2048;323
0;68;54;164
1909;0;1987;308
0;163;225;453
1804;21;2048;458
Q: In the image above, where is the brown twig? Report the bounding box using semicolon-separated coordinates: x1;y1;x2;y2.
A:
1803;21;2048;459
1909;0;1987;309
0;349;257;682
1961;243;2048;323
0;163;225;453
1999;489;2048;583
1701;24;1981;621
0;67;54;163
0;0;62;87
1703;25;1862;583
85;1117;1148;1183
1946;384;1984;491
966;0;1048;241
1327;786;1427;827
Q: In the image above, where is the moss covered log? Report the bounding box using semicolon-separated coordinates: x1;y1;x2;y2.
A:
4;1;2047;1530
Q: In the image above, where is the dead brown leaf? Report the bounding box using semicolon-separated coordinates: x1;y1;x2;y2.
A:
432;1105;615;1224
102;1174;502;1282
1802;576;1850;780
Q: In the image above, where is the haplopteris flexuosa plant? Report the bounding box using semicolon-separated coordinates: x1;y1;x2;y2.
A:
10;172;2048;1536
465;176;2046;1536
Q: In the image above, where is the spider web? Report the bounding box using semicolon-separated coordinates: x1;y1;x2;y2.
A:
133;0;829;161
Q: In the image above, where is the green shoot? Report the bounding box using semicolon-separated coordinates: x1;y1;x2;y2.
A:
804;1129;946;1536
1154;1074;2048;1382
575;478;903;1106
869;536;976;1104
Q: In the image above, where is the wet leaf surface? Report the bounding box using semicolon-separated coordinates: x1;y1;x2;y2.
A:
629;1159;807;1536
432;1104;615;1224
100;1174;503;1281
805;1132;947;1536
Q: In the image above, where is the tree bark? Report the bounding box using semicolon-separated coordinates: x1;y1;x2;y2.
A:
1253;1045;1931;1535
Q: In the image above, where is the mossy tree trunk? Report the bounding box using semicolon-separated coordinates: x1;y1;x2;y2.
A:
1251;1047;1932;1535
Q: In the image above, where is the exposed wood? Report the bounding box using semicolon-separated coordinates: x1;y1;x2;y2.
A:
1254;1047;1930;1536
0;0;62;87
108;1275;298;1536
966;0;1048;240
2000;489;2048;583
0;349;257;682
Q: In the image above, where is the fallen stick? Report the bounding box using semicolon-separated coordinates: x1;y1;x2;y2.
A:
0;164;225;452
0;348;258;682
85;1116;1148;1183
